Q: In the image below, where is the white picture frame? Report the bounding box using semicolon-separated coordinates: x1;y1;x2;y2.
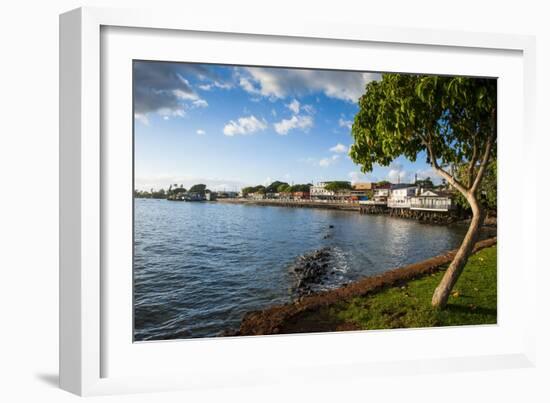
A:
60;6;537;396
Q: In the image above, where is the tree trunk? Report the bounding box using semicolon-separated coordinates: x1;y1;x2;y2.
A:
431;196;486;308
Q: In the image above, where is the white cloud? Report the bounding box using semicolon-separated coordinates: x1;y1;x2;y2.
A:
192;99;208;108
388;163;409;183
238;77;259;94
299;157;317;165
349;171;378;184
287;99;301;114
302;104;316;115
414;167;441;184
388;171;406;183
329;143;348;153
223;115;267;136
338;117;353;130
156;107;186;119
274;115;313;135
238;67;380;103
173;87;199;101
198;81;232;91
319;154;340;167
196;129;206;135
135;113;150;126
133;61;213;123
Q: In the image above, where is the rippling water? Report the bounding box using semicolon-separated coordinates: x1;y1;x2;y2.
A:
134;199;481;341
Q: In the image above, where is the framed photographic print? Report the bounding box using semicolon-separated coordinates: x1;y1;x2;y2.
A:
60;7;537;396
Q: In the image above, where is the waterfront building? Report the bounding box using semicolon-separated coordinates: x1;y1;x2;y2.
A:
310;182;335;200
292;191;310;200
359;182;391;206
410;190;455;212
373;187;390;200
334;191;353;202
248;192;266;200
388;184;417;208
279;191;292;200
352;182;373;191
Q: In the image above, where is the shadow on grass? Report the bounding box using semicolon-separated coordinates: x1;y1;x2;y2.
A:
445;304;496;317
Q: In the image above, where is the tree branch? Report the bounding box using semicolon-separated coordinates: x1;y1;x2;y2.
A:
467;140;479;188
423;137;469;196
470;129;495;194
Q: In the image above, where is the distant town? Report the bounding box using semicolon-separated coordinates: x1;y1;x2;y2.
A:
134;175;469;220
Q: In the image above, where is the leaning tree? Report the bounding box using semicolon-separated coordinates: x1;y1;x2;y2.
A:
350;74;496;308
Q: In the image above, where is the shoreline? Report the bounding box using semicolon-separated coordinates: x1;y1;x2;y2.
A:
215;198;497;227
216;198;360;211
229;237;497;336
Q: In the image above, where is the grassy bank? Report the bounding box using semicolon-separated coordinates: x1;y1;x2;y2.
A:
281;246;497;333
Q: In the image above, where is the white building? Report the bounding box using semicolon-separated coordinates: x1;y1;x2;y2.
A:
373;188;390;199
410;190;455;211
310;182;335;200
247;192;265;200
388;184;417;208
361;186;391;205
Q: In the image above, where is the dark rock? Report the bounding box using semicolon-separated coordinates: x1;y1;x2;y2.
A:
288;247;335;298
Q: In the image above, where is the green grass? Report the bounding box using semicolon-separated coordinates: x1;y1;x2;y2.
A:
301;246;497;331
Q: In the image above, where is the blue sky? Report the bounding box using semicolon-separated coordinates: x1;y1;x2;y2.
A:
134;61;438;192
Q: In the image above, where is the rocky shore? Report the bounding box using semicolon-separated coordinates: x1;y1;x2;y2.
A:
290;247;332;296
288;246;348;298
228;237;497;336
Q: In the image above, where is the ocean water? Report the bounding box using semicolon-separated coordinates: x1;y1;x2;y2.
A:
134;198;478;341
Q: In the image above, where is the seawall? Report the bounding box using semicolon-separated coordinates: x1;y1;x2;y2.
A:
216;198;360;211
359;204;463;224
217;198;464;224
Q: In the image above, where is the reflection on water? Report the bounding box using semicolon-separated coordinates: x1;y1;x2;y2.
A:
134;199;483;340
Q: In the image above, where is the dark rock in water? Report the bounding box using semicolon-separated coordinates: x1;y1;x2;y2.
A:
289;247;335;298
329;225;334;228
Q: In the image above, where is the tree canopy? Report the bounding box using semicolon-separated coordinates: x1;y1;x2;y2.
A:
277;183;291;193
350;74;496;195
266;181;289;194
454;160;497;212
324;181;352;192
415;177;434;189
189;184;207;194
290;184;311;192
241;185;266;195
243;182;312;195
